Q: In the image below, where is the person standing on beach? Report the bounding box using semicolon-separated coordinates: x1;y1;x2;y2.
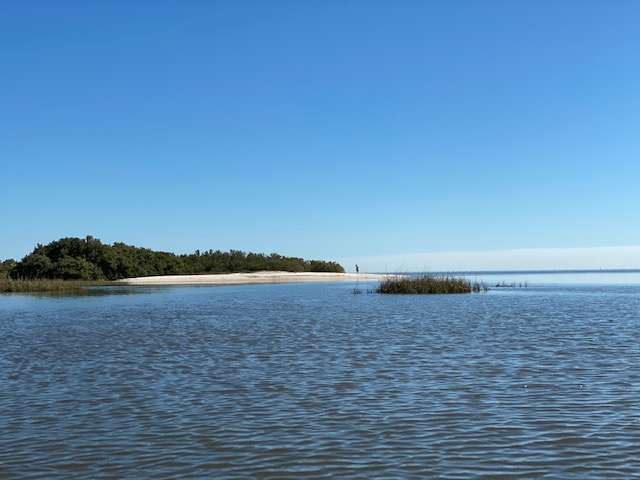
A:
355;264;359;274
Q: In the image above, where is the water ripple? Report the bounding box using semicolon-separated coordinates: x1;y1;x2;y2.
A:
1;283;640;478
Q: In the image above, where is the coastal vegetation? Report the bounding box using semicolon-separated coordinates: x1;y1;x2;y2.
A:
0;279;113;293
373;274;488;294
1;236;345;290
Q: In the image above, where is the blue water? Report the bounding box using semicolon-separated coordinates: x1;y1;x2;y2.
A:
1;272;640;478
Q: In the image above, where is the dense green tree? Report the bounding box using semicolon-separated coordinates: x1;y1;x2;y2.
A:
0;259;17;279
51;256;104;280
308;260;344;273
11;236;345;280
14;253;53;279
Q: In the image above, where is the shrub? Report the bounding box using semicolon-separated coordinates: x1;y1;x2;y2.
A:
376;274;486;294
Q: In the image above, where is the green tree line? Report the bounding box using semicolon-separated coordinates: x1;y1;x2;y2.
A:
2;236;345;280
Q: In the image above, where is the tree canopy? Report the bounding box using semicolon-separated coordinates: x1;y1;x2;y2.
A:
6;236;345;280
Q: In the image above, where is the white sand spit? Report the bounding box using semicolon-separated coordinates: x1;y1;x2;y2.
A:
118;271;389;286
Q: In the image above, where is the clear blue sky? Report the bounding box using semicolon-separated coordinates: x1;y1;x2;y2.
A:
2;1;639;271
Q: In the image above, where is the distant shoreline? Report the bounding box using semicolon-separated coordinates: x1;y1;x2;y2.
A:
118;271;390;286
429;269;640;275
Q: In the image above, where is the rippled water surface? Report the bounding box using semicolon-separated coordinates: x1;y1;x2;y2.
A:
1;276;640;478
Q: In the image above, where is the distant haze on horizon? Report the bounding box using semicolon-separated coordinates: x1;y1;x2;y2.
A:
340;246;640;274
2;2;639;267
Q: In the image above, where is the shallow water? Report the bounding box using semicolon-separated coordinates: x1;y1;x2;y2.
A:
1;275;640;478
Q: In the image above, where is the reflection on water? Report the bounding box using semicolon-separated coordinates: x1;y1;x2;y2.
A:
1;274;640;478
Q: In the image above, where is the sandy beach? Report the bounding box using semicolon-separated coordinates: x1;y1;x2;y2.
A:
119;271;389;286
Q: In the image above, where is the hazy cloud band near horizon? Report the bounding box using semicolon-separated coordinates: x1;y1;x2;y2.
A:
339;246;640;273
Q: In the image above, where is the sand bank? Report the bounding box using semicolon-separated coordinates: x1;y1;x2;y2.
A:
119;271;389;286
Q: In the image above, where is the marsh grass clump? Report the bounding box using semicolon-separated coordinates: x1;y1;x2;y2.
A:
495;280;529;288
352;283;376;294
376;274;487;294
0;279;112;293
